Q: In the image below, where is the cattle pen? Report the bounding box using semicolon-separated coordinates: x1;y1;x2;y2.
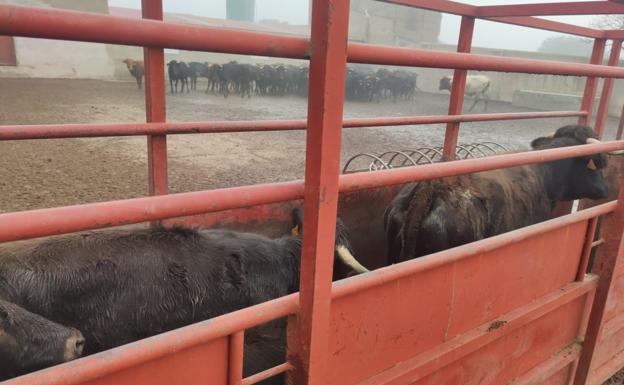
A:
2;0;624;384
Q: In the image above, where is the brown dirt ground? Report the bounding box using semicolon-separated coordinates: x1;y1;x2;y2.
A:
1;77;620;213
1;78;624;383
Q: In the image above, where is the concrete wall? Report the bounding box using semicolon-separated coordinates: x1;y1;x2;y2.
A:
0;0;115;79
349;0;441;46
412;43;623;117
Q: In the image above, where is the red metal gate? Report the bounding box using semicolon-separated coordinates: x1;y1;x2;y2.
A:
0;36;16;66
1;1;624;384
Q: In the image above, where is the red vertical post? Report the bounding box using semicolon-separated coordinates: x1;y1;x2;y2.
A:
556;39;607;218
142;0;168;197
576;217;598;282
616;104;624;140
442;16;475;160
578;39;606;127
594;40;622;138
228;331;244;385
289;1;350;384
574;157;624;385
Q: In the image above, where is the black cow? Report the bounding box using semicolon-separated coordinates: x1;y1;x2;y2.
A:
188;62;208;91
0;299;84;380
167;60;190;93
385;125;612;263
0;209;367;381
204;63;223;94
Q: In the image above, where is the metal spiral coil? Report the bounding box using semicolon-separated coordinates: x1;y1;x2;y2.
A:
342;142;510;174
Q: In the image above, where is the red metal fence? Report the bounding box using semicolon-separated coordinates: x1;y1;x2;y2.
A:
1;1;624;384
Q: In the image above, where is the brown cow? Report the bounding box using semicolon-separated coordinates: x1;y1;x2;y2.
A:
122;58;145;90
385;125;613;263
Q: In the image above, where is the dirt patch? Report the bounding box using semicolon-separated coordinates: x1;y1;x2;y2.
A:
0;77;620;212
486;320;507;332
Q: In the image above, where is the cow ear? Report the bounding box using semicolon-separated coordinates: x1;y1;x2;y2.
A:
531;137;552;149
291;208;304;237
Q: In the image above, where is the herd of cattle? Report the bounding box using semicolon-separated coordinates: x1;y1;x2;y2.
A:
0;124;616;384
123;58;491;107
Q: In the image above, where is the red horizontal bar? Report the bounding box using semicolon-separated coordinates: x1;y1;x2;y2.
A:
476;1;624;17
0;5;621;77
347;43;624;78
477;1;624;17
242;362;293;385
383;0;604;38
0;111;587;140
3;293;299;385
0;5;309;59
0;142;620;243
487;16;604;38
605;30;624;39
331;203;613;300
380;0;477;16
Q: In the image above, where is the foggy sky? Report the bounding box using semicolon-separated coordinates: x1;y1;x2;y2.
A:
108;0;598;53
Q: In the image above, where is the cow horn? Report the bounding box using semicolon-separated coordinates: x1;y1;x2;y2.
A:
586;137;624;155
336;245;369;274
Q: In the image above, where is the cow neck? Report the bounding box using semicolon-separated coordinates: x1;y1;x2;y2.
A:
532;160;562;210
275;235;302;293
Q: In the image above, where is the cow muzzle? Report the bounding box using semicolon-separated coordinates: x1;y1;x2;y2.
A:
64;329;85;362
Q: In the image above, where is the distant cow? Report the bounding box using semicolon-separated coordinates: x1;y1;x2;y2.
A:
122;59;144;90
385;125;612;263
0;208;367;380
0;299;84;380
188;62;208;91
167;60;190;93
439;74;491;112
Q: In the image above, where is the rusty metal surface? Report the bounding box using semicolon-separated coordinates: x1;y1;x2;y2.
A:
595;40;623;138
0;111;586;140
443;16;474;160
578;39;606;127
326;225;594;384
575;157;624;385
290;1;351;384
0;1;623;385
142;0;168;207
0;35;16;66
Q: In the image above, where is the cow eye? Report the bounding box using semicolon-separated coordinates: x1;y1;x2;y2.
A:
587;159;598;171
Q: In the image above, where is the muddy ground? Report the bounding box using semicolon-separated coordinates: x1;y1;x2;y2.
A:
1;78;624;383
1;77;620;213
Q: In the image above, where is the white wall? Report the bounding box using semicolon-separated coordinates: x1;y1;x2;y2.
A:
0;0;115;79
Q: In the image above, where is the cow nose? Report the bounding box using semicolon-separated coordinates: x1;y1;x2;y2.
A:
64;330;85;361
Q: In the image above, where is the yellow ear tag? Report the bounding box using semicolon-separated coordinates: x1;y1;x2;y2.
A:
587;159;598;171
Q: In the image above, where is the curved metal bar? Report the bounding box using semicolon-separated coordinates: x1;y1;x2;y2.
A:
386;151;419;167
405;148;438;164
463;143;489;157
455;145;476;159
343;153;390;174
480;141;509;152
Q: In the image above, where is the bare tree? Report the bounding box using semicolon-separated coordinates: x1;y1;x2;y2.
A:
592;15;624;30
